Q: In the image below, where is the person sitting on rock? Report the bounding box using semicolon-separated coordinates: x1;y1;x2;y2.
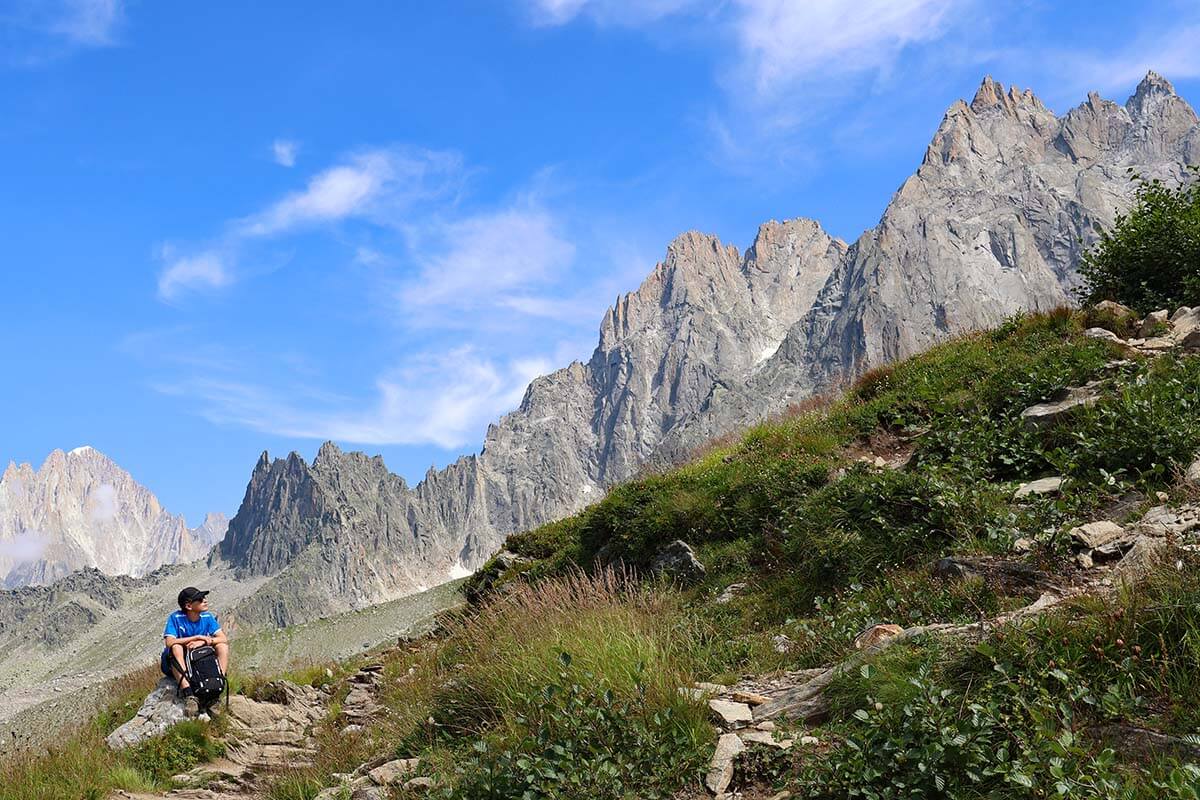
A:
161;586;229;698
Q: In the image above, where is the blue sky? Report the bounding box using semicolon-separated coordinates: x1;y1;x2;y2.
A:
2;0;1198;524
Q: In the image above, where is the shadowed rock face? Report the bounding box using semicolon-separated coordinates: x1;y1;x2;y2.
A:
221;73;1199;628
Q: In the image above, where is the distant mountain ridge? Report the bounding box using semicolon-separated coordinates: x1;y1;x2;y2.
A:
219;72;1199;627
0;447;228;588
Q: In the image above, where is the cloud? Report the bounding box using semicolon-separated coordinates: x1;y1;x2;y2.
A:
49;0;123;45
88;483;117;521
524;0;694;26
400;208;576;312
730;0;962;95
156;249;231;300
1028;24;1200;99
240;151;397;237
0;531;48;563
164;348;554;449
521;0;966;93
271;139;299;167
157;146;464;301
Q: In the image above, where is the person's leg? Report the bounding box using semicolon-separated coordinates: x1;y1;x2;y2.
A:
215;642;229;674
170;643;190;690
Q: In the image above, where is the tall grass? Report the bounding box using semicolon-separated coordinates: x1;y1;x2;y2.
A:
435;569;702;736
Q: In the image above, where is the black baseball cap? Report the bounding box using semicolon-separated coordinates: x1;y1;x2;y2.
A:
178;587;210;608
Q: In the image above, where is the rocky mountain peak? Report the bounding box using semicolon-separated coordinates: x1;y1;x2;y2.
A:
0;447;226;587
1129;70;1177;107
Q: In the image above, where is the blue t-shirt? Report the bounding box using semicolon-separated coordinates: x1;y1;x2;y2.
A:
163;610;221;642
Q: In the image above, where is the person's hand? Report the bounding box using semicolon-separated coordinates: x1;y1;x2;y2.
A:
187;639;203;650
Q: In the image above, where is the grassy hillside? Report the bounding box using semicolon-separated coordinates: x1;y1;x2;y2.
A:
5;307;1200;800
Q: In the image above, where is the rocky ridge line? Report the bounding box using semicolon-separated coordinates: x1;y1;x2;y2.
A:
221;73;1200;628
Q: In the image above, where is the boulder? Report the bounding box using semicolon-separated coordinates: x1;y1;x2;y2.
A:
1139;310;1170;337
650;540;706;584
1014;476;1063;499
705;733;746;795
1094;300;1136;318
1112;536;1168;583
1171;307;1200;340
105;677;191;750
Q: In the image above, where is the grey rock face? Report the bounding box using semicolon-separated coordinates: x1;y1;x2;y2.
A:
0;447;227;587
222;73;1199;627
661;73;1198;454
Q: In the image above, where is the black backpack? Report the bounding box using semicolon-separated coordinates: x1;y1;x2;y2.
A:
184;645;228;711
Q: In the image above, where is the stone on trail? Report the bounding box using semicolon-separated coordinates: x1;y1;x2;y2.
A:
708;698;754;729
705;732;746;795
1069;521;1126;549
1014;476;1063;499
368;758;420;786
739;729;794;749
853;623;905;650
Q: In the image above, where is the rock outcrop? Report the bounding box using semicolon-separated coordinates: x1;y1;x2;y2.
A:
0;447;228;587
221;73;1200;628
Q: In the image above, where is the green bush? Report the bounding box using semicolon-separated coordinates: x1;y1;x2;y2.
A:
1078;166;1200;314
126;720;224;782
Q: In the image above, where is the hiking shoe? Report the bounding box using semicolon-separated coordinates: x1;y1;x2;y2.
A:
184;695;200;716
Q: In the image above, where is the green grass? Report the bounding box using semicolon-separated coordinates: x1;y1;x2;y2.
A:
0;667;225;800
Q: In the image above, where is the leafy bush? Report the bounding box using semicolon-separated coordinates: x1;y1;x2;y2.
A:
1078;166;1200;314
126;720;224;782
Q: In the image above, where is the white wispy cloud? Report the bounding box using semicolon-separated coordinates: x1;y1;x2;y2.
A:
730;0;962;95
2;0;124;64
400;208;576;312
1021;24;1200;100
525;0;695;26
164;348;554;449
49;0;123;45
157;147;465;299
271;139;299;167
157;249;231;301
239;149;455;237
522;0;965;92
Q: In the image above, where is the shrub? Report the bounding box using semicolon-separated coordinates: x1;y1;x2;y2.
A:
1078;166;1200;314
